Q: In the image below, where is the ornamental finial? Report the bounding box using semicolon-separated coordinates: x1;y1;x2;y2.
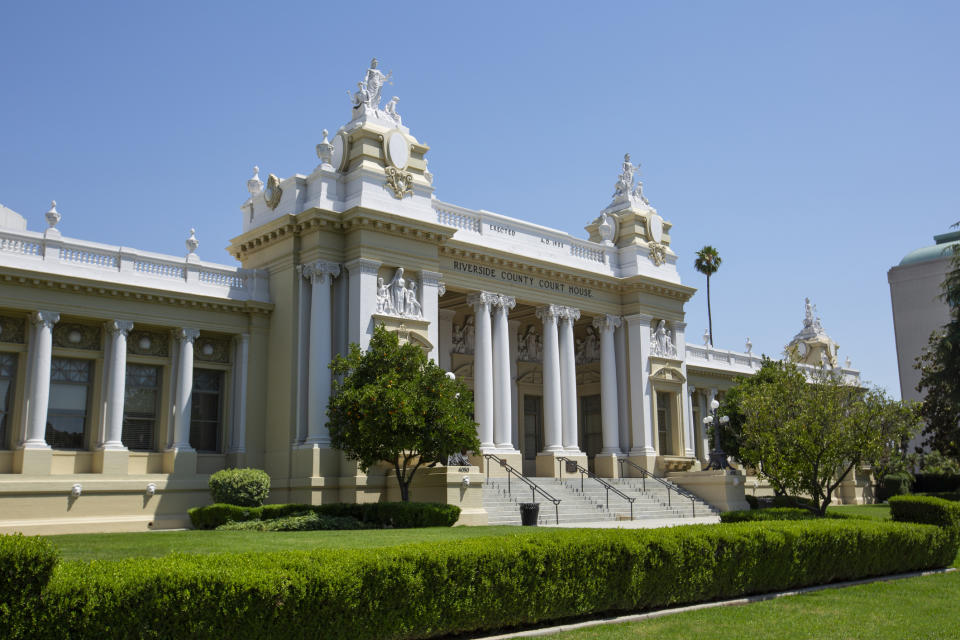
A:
247;166;263;196
186;228;199;255
45;200;60;229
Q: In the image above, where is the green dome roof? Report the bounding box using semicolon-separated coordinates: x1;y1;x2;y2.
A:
900;229;960;266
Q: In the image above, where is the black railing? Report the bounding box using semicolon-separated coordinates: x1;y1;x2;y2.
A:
617;458;698;517
556;457;634;521
483;453;561;525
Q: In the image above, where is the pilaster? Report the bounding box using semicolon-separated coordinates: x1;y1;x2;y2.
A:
420;270;443;364
345;258;381;351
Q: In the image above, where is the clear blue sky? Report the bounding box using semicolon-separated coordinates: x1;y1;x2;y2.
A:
2;1;958;398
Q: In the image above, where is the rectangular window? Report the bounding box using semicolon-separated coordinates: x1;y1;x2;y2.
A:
47;358;92;450
122;364;160;451
190;369;223;453
657;391;673;455
0;353;16;449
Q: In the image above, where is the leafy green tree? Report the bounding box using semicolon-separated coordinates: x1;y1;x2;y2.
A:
694;246;722;346
719;357;804;495
735;364;920;515
916;224;960;456
327;325;479;502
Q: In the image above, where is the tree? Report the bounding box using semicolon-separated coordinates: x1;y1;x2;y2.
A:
734;363;920;516
694;246;722;346
327;325;480;502
917;224;960;456
719;357;803;495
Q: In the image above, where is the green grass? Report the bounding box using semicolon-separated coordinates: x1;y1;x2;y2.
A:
539;569;960;640
828;503;891;520
45;525;552;561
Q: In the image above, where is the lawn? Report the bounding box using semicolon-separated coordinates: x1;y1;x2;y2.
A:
46;525;554;561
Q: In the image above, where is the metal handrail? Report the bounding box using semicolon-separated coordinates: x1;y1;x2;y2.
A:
483;453;561;525
556;457;634;521
617;458;698;517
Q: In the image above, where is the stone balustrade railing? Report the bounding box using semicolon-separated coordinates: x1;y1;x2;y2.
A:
0;228;270;303
434;200;612;271
685;344;860;384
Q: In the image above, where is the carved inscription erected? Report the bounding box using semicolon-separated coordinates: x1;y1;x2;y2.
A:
450;260;593;299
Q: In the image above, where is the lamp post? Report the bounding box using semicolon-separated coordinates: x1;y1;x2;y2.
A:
703;398;733;471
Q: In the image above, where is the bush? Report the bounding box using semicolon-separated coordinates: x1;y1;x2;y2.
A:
189;501;461;530
217;513;365;532
890;495;960;531
917;491;960;502
770;495;814;509
18;519;958;639
0;534;59;638
208;468;270;507
882;471;913;498
744;494;758;510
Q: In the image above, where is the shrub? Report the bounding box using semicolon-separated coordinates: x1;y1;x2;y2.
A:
890;495;960;531
913;473;960;494
744;494;758;510
189;503;262;530
917;491;960;502
882;471;913;498
189;501;461;530
722;507;817;523
19;519;958;639
0;534;59;638
208;468;270;507
770;495;814;509
217;513;365;532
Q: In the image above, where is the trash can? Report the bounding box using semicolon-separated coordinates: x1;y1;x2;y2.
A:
519;502;540;526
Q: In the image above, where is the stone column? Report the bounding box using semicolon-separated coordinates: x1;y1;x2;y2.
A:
229;333;250;454
170;328;200;450
558;306;581;452
698;390;710;464
536;305;563;454
687;385;698;462
345;258;381;350
23;311;59;448
594;314;621;454
420;271;444;364
302;261;340;447
467;292;496;451
626;314;656;471
102;320;134;450
492;294;516;450
614;322;630;454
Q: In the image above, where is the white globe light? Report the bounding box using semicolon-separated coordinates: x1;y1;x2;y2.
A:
711;399;720;411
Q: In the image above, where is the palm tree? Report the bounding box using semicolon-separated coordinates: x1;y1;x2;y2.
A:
694;246;722;347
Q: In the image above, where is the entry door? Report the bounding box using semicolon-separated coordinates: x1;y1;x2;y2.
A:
656;391;674;455
522;395;543;476
581;394;602;471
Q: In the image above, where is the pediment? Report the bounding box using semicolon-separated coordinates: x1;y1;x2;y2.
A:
651;364;686;384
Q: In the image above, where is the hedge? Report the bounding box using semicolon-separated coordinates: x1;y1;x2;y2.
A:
208;468;271;507
7;517;958;640
890;495;960;531
189;501;461;530
913;473;960;494
0;534;59;639
217;513;365;531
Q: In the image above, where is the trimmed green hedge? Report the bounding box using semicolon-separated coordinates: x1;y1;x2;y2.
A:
208;468;271;507
15;519;957;639
722;507;819;523
0;534;59;639
189;501;461;530
890;495;960;531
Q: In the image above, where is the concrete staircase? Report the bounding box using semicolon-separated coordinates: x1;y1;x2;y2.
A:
482;474;718;526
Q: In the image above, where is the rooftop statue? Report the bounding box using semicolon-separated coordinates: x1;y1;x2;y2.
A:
611;153;651;206
350;58;394;114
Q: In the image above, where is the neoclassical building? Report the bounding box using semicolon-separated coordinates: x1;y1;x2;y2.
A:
0;61;860;532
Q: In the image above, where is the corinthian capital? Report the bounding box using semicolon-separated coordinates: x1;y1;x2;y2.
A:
300;261;341;285
558;306;581;322
535;304;564;322
592;314;622;333
466;291;499;312
30;310;60;329
493;294;516;311
106;320;134;337
178;328;200;344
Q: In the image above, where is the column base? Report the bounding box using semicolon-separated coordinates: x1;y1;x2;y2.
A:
162;448;197;475
535;451;588;478
469;450;522;477
593;453;620;478
625;452;658;476
13;447;52;474
292;444;341;479
93;448;129;475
